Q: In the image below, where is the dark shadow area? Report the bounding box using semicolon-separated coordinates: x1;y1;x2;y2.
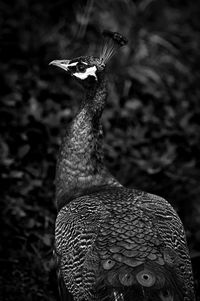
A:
0;0;200;300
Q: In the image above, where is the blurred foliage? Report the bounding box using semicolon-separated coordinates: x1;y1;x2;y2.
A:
0;0;200;300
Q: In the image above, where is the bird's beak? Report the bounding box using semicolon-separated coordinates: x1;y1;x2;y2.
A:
49;60;70;72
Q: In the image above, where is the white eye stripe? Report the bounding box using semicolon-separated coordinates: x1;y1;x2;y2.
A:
68;61;88;67
73;66;97;80
68;62;78;67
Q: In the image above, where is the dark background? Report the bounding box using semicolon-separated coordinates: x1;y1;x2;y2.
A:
0;0;200;300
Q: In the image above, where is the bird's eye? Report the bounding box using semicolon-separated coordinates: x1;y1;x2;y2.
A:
77;63;87;72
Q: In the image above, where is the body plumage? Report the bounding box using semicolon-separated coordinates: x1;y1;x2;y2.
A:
50;31;195;301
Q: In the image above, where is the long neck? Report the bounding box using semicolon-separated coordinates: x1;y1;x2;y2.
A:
56;74;121;207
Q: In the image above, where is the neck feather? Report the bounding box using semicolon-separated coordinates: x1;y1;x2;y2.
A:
55;74;121;207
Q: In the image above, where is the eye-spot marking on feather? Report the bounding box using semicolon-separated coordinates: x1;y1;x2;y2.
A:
119;272;134;286
159;290;173;301
136;269;156;287
74;66;97;80
102;259;115;270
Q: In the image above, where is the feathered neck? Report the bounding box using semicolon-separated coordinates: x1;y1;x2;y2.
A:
55;73;121;209
81;73;107;119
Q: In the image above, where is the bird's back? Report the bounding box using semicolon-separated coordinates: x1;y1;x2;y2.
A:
55;187;194;301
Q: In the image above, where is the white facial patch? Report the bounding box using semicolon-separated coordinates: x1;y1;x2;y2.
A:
73;66;97;80
68;62;78;67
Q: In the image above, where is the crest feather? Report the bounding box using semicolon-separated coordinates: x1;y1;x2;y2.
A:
100;30;128;64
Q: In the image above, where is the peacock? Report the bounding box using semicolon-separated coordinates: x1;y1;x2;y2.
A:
50;31;195;301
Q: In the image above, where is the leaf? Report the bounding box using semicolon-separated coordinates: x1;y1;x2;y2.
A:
18;144;30;158
128;65;162;85
125;98;142;111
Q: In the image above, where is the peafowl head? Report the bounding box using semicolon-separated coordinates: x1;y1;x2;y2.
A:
50;31;128;87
